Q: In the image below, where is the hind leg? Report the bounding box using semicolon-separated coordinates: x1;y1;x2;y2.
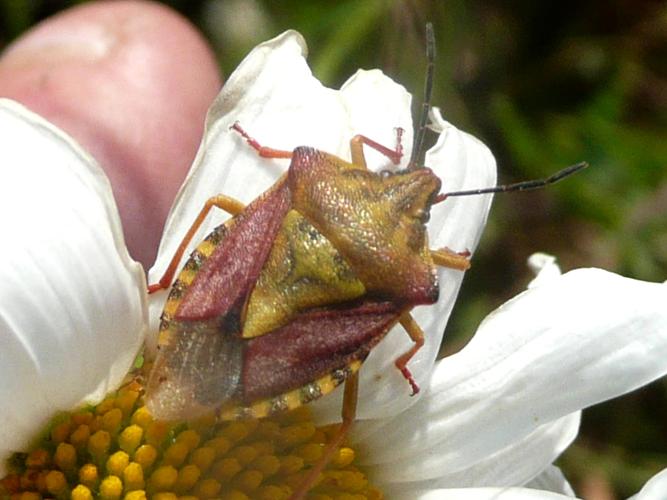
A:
290;372;359;500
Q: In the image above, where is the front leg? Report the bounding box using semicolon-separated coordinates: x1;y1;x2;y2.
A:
349;128;404;169
148;195;245;293
431;247;471;271
395;312;426;395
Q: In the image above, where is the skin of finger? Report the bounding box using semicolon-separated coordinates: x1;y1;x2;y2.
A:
0;0;222;268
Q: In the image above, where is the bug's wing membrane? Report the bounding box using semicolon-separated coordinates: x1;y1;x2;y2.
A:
146;320;243;421
146;181;293;421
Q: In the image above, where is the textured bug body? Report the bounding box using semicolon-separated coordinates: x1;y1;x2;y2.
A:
147;146;443;421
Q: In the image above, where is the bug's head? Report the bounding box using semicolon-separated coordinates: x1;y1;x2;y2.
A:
382;166;442;246
375;165;442;303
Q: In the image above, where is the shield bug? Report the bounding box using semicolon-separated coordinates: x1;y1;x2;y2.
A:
145;24;586;499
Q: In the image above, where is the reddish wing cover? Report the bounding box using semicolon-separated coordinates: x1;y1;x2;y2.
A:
242;301;401;402
175;180;291;322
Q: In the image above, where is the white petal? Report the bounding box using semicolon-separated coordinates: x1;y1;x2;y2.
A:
0;100;146;471
149;31;496;421
524;465;576;496
366;412;579;486
628;468;667;500
357;269;666;479
390;487;580;500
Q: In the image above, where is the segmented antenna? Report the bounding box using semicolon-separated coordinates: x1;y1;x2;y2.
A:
410;25;588;197
435;161;589;202
409;22;436;169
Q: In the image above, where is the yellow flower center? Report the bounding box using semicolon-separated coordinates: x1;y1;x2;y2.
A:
0;382;382;500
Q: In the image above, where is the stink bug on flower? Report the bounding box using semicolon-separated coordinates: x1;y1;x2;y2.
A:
145;24;586;499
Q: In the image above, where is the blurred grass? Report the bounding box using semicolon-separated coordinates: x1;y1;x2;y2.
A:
1;0;665;497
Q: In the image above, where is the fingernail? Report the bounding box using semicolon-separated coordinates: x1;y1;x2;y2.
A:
1;14;115;68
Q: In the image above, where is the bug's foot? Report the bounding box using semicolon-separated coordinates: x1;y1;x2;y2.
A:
230;122;293;159
399;366;421;396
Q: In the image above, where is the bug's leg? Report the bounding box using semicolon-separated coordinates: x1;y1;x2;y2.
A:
393;249;470;392
349;127;404;168
147;195;245;293
395;312;425;395
231;122;294;159
396;246;471;394
431;247;472;271
290;372;359;500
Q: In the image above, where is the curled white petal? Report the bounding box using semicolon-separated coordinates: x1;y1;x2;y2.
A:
0;100;146;471
151;30;411;277
149;30;496;422
148;30;413;347
391;487;580;500
527;253;562;288
357;268;667;476
313;77;496;422
524;465;576;497
628;468;667;500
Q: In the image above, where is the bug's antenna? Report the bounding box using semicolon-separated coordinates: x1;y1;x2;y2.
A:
435;162;589;202
409;22;436;169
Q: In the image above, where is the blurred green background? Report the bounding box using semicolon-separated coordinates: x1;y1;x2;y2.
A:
1;0;665;497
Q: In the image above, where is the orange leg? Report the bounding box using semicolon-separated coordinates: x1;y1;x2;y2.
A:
231;122;294;159
431;247;471;271
395;312;425;395
147;195;245;293
233;121;403;168
395;246;472;395
350;128;404;168
290;372;359;500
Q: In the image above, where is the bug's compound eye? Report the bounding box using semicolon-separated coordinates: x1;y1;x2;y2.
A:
415;208;430;224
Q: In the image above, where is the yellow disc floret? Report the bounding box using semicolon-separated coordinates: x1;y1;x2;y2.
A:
0;383;382;499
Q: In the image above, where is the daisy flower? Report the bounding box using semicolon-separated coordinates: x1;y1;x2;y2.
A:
1;30;666;500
